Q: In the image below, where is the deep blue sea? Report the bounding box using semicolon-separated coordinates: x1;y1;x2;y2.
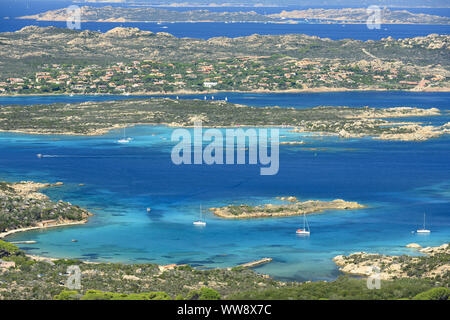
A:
1;92;449;281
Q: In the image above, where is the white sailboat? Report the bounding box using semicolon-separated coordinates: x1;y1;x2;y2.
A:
296;213;310;236
117;127;132;144
416;213;431;234
193;205;206;226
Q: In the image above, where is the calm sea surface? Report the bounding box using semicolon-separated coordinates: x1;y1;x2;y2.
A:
0;2;449;281
1;92;449;281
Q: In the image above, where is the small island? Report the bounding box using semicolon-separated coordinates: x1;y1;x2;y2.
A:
210;198;366;219
0;181;92;238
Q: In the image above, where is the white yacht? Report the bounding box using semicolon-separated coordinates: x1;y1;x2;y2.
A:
416;213;431;234
193;205;206;227
296;213;310;236
117;127;132;144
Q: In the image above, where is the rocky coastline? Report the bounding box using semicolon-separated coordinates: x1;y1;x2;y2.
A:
210;198;366;219
333;243;450;281
0;181;92;238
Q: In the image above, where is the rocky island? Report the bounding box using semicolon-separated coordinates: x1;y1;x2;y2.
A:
210;198;366;219
0;181;92;238
270;8;450;25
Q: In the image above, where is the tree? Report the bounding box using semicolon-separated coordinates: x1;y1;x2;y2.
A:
0;240;20;258
413;287;450;300
186;287;221;300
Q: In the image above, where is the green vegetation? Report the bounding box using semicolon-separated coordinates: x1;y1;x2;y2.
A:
0;240;20;257
212;199;365;219
0;27;448;93
0;244;448;300
229;276;439;300
0;181;91;232
54;287;221;300
0;98;444;141
185;287;222;300
413;287;450;300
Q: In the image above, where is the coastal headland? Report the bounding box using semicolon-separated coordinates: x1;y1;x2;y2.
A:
333;243;450;281
0;181;92;239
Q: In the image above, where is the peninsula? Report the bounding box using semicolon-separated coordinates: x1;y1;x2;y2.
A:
333;243;450;281
210;198;366;219
0;99;447;141
0;181;92;238
0;27;448;95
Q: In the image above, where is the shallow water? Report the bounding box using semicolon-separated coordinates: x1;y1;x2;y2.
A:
1;92;449;281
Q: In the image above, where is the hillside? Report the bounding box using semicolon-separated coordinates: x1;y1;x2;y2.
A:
0;27;448;94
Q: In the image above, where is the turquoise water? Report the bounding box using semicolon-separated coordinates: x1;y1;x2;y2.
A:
1;92;449;281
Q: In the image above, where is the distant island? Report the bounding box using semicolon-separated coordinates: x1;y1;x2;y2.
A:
269;8;450;24
210;198;366;219
18;6;450;25
18;6;289;23
0;27;449;95
0;99;447;141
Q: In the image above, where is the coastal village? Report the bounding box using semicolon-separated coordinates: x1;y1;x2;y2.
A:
1;56;447;95
0;27;448;95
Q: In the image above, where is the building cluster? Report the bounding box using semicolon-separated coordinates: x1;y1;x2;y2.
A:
0;56;444;94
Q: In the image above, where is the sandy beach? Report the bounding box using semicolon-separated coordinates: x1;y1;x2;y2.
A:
0;219;89;240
